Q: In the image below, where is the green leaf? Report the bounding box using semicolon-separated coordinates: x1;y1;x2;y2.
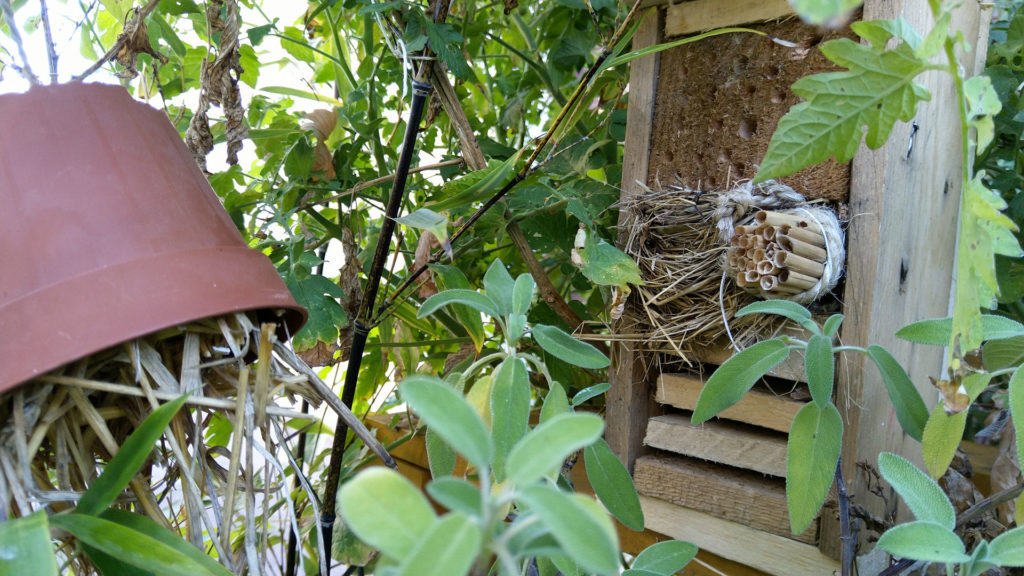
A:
787;402;842;535
1010;367;1024;474
284;135;315;179
506;413;605;486
572;382;611;407
985;336;1024;371
398;208;450;250
424;21;472;80
259;86;343;106
922;405;968;478
865;345;929;442
280;27;317;62
78;394;189;516
876;521;968;564
0;512;58;576
426;478;482;518
426;428;456;479
691;339;790;424
247;23;274;46
877;453;955;529
50;514;222;576
431;265;485;353
823;313;844;337
396;513;481;576
400;376;493;469
490;357;531;481
850;18;922;51
532;324;610;369
541;381;571;423
483;258;515;317
337;467;437;561
988;526;1024;566
787;0;861;25
896;315;1024;345
419;289;501;320
519;485;620;575
915;11;949;60
512;273;536;316
805;335;835;406
736;300;817;334
580;234;644;288
429;152;525;213
621;571;663;576
965;75;1002;154
98;510;233;576
584;439;644;532
631;540;698;574
286;274;348;352
507;313;527;346
755;36;930;182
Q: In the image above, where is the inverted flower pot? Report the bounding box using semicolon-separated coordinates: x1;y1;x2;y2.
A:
0;83;306;394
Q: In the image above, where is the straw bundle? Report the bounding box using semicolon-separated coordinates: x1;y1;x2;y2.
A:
619;180;844;361
0;312;362;575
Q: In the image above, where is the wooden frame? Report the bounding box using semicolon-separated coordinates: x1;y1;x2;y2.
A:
609;1;991;573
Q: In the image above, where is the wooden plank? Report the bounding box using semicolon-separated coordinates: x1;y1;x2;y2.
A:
828;0;987;560
665;0;795;37
657;373;803;433
697;339;807;383
635;454;817;544
641;495;839;576
644;414;787;477
608;8;662;473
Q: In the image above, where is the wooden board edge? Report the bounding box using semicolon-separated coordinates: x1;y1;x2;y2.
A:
664;0;795;37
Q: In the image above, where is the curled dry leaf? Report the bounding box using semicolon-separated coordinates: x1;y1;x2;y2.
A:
114;12;167;78
991;432;1022;525
414;230;441;299
444;341;476;374
301;109;338;181
337;228;363;362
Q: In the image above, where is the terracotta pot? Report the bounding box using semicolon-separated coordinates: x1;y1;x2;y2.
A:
0;83;306;393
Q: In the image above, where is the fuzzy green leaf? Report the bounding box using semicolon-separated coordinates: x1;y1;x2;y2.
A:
431;265;485;353
922;405;968;478
0;512;58;576
338;467;437;561
631;540;698;575
572;382;611;407
541;382;571;423
984;336;1024;371
396;513;481;576
426;428;456;479
533;324;610;369
491;357;531;481
865;345;929;441
896;315;1024;345
580;234;644;288
756;36;930;182
512;273;536;316
1010;367;1024;474
805;334;835;406
519;485;620;575
401;376;493;469
736;300;818;334
878;453;955;529
419;289;500;320
787;402;843;535
788;0;861;25
78;394;190;516
692;339;790;424
397;208;450;251
585;439;645;532
507;413;604;485
823;314;845;337
426;478;481;518
988;526;1024;567
483;258;515;317
877;521;968;564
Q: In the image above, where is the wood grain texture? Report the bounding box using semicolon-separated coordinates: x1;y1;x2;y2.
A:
657;373;804;433
608;9;662;473
828;0;987;559
664;0;795;37
644;414;788;477
635;454;817;544
641;495;840;575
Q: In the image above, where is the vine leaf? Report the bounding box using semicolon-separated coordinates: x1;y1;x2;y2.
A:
755;21;931;182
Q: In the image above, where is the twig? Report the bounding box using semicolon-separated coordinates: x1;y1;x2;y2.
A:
301;157;466;209
72;0;161;81
38;0;58;82
836;457;854;576
376;0;647;323
0;0;39;85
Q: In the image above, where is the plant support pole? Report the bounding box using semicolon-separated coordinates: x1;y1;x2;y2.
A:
318;78;433;566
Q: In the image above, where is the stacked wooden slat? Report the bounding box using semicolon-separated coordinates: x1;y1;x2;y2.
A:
726;210;829;298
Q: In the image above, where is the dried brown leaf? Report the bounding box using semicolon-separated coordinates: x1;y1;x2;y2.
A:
415;231;441;299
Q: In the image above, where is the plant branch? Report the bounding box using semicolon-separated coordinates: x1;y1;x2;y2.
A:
72;0;161;81
1;0;39;85
376;0;647;322
836;457;854;576
301;158;466;209
38;0;58;82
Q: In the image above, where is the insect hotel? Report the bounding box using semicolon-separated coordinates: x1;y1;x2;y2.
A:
607;1;991;573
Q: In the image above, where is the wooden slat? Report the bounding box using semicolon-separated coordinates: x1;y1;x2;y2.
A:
641;495;839;576
635;454;817;544
608;9;662;473
657;373;803;433
644;414;787;477
664;0;795;37
829;0;988;560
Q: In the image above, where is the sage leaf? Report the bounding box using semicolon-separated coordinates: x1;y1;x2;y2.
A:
338;467;437;561
491;357;531;481
877;521;969;564
512;273;536;316
533;324;610;369
507;413;604;486
878;453;955;529
805;334;835;406
691;339;790;424
426;478;481;518
572;382;611;407
395;514;481;576
787;402;842;535
584;439;644;532
520;485;619;575
736;300;817;334
419;289;500;320
865;345;928;442
401;375;492;469
921;405;967;479
631;540;698;574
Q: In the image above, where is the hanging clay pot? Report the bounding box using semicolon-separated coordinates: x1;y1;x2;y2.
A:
0;83;306;393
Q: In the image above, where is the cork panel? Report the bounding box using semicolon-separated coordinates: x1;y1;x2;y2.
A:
647;18;854;201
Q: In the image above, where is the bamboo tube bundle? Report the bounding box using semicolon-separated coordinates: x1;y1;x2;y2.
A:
0;313;350;576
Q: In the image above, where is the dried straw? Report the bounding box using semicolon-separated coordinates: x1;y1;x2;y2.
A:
0;312;379;576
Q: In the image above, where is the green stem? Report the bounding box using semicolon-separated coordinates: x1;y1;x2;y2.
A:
457;353;509;391
834;345;869;354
